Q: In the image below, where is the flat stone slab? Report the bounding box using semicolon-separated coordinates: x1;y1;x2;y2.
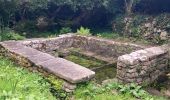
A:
118;46;168;65
0;41;95;84
38;58;95;83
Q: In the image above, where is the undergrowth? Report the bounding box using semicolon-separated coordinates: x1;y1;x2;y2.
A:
0;56;56;100
74;82;166;100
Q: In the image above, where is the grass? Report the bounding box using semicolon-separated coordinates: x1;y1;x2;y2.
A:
0;56;56;100
95;32;152;46
0;55;166;100
0;29;167;100
73;82;166;100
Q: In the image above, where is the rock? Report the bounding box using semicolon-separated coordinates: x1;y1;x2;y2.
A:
163;90;170;97
63;82;77;92
154;28;157;32
157;29;162;33
160;31;168;40
144;32;151;37
145;23;152;28
146;87;163;96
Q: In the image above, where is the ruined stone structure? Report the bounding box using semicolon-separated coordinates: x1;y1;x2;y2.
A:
0;33;169;91
117;47;169;85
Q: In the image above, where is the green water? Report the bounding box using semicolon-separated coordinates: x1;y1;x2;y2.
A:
93;64;117;83
65;55;105;69
64;54;117;83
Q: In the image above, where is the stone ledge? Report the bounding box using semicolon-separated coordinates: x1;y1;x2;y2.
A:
0;41;95;84
118;46;168;66
117;46;169;85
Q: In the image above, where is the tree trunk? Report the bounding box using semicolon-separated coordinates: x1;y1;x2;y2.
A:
124;0;134;15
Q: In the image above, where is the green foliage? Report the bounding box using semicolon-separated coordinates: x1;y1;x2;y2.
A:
96;32;120;39
46;75;68;99
0;30;25;41
50;0;115;11
77;27;91;36
47;75;64;90
131;27;141;38
59;27;72;34
0;56;55;100
116;83;147;98
74;82;165;100
14;20;37;33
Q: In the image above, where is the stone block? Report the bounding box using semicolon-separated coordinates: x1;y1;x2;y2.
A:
38;58;95;83
127;68;136;73
118;54;139;65
145;47;168;58
126;72;138;78
63;82;77;92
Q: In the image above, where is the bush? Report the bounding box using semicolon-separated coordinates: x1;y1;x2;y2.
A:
76;27;91;36
14;20;37;33
59;27;72;34
74;82;166;100
0;30;25;41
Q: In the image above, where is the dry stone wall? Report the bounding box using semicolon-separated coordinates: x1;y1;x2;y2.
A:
21;34;75;52
117;46;169;85
0;33;169;87
21;34;146;59
72;35;146;58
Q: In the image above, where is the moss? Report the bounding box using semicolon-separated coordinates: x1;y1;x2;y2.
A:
94;64;117;83
63;53;117;83
47;75;64;90
65;55;104;68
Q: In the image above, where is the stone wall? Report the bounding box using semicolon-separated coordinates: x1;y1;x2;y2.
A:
117;46;169;85
0;34;169;87
72;35;146;58
21;34;146;59
21;34;75;52
0;41;95;92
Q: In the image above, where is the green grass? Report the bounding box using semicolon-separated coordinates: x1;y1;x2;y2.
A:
0;56;56;100
95;32;151;45
74;83;136;100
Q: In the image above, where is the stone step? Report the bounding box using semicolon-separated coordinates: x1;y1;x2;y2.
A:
0;42;95;84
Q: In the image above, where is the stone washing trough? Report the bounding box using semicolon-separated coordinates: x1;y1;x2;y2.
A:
0;33;169;91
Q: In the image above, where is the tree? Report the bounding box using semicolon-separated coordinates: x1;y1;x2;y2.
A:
124;0;140;15
0;0;123;31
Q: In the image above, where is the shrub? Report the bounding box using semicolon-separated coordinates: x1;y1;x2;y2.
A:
14;20;37;33
76;27;91;36
0;31;25;41
74;82;166;100
59;27;72;34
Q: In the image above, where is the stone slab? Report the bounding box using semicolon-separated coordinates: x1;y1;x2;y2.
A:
0;41;24;50
0;41;95;84
28;53;55;65
38;58;95;83
14;48;41;57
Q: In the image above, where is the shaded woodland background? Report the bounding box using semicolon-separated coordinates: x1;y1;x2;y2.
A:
0;0;170;43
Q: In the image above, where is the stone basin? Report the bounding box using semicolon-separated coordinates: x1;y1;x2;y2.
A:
0;33;169;91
